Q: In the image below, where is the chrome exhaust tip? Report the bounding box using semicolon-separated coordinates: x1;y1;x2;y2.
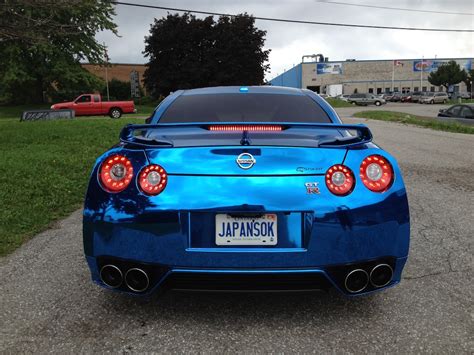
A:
100;264;123;289
370;264;393;288
344;269;369;293
125;268;149;292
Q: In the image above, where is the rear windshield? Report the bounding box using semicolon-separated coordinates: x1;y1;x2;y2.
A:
159;93;332;123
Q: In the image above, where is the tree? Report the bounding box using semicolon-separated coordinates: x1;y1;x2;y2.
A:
102;79;131;101
463;69;474;93
0;0;117;104
428;61;468;92
143;13;270;98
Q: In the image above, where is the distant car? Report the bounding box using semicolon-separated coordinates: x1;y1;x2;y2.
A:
336;94;351;101
410;92;423;103
389;93;402;102
51;94;136;119
419;92;449;104
400;93;412;102
450;92;472;100
382;93;394;100
438;104;474;119
319;94;329;99
83;85;409;296
348;93;385;106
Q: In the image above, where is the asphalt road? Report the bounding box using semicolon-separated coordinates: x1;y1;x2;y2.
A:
1;118;473;353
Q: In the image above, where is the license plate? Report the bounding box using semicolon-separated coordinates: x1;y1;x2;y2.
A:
215;214;278;246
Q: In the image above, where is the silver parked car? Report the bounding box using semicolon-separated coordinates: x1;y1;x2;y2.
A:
419;92;449;104
348;93;386;106
336;94;351;101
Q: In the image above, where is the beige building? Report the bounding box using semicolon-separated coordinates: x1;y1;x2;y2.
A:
82;63;147;93
271;57;472;95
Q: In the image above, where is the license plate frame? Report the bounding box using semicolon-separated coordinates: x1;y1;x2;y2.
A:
215;213;278;246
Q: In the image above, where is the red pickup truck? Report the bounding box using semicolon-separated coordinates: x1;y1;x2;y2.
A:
51;94;136;118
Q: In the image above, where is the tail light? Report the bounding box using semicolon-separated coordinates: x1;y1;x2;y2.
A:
360;155;394;192
208;125;282;131
99;155;134;192
325;164;355;196
138;164;168;195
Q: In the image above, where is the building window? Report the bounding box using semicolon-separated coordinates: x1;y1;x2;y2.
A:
430;86;435;92
368;88;374;93
439;87;444;92
414;87;419;92
377;88;382;94
394;87;399;92
385;88;390;93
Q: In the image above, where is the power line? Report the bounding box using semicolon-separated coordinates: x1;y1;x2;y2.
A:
314;0;474;16
112;1;474;32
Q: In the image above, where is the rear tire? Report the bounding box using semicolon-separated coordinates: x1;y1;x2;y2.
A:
351;101;356;105
443;99;447;104
109;108;122;119
375;101;381;106
430;100;434;104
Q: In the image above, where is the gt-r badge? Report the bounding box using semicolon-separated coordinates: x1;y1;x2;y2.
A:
236;153;256;169
305;182;320;194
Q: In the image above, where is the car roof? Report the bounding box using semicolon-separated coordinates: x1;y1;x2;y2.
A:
449;103;474;108
181;86;307;96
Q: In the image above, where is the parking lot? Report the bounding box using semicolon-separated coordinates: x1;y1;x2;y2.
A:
336;102;450;118
1;117;472;353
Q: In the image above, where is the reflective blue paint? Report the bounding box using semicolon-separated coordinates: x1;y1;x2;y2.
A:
83;86;410;296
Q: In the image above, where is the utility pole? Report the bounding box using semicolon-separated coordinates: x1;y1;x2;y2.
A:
104;42;110;102
391;60;395;92
420;56;424;92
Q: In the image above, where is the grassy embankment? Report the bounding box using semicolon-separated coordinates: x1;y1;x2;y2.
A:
0;105;156;255
325;98;353;108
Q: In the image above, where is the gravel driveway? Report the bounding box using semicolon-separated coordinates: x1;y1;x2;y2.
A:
1;118;473;353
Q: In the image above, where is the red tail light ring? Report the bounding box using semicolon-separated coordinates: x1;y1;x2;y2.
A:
138;165;168;195
360;155;394;192
99;155;134;192
325;164;355;196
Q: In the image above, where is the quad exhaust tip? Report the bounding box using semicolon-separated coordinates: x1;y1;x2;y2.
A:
344;269;369;293
370;264;394;288
100;264;123;289
125;268;150;292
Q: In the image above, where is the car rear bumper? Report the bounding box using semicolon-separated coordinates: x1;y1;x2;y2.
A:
84;194;410;296
86;254;407;296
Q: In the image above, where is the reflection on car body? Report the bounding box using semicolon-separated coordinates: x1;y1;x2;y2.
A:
83;86;409;297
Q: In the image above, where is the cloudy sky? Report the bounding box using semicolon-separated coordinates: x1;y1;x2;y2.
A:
96;0;474;80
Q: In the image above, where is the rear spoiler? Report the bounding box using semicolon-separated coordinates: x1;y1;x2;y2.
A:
119;122;373;148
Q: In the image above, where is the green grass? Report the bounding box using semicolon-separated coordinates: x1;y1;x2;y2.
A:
0;115;145;256
448;98;474;105
0;104;50;119
353;111;474;134
325;98;353;108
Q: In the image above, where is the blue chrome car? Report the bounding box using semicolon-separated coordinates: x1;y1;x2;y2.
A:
83;86;409;296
